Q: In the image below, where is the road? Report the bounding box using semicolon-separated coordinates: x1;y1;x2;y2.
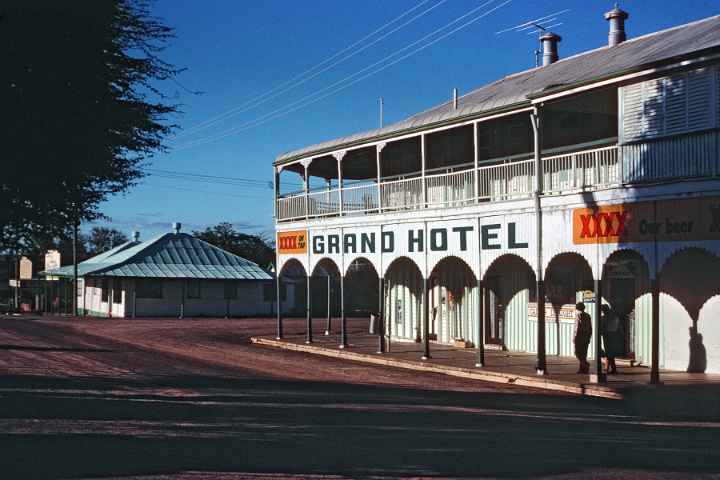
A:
0;316;719;479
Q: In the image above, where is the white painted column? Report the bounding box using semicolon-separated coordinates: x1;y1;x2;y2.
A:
421;134;427;207
473;121;480;202
334;151;346;216
377;142;385;212
303;160;310;220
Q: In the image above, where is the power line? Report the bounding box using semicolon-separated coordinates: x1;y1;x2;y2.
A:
175;0;443;139
144;168;303;189
143;183;270;199
173;0;511;151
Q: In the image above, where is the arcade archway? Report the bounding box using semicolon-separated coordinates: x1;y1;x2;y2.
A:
658;248;720;373
544;252;594;357
429;256;478;346
384;257;424;342
482;254;536;351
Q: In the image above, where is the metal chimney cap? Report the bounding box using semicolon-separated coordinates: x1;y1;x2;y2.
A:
604;4;629;21
540;31;562;42
172;222;182;234
132;231;140;241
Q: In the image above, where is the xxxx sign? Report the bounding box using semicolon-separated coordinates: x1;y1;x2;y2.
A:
573;197;720;245
277;230;308;254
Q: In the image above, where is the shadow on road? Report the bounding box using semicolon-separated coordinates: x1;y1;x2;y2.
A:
1;372;719;479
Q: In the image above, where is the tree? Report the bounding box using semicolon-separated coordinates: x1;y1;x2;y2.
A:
86;227;130;255
1;0;180;254
193;223;274;268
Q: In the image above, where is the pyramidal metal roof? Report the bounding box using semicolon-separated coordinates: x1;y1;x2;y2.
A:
276;14;720;164
44;233;272;281
40;240;141;277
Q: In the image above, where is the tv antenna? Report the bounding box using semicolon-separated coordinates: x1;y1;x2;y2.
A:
496;9;570;66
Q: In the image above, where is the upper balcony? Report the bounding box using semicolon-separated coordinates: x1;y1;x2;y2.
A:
275;68;720;224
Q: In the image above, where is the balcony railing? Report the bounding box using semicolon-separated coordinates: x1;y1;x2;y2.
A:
478;158;534;201
343;183;378;213
276;133;718;222
543;145;618;194
381;177;423;211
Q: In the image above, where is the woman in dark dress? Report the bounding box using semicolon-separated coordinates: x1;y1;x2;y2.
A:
601;304;624;374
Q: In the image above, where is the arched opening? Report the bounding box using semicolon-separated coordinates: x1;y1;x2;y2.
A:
659;248;720;373
482;254;536;351
311;259;341;333
279;258;307;316
384;257;423;342
345;258;379;317
544;252;594;357
602;249;651;365
429;257;478;346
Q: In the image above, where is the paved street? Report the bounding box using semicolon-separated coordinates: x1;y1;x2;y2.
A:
1;316;719;479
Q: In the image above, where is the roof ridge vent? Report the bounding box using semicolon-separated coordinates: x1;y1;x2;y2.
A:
132;231;140;241
540;31;562;66
605;3;629;47
172;222;181;234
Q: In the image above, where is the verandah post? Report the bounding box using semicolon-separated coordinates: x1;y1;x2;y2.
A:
339;274;347;348
422;277;431;360
476;279;485;367
593;278;606;383
275;274;283;340
305;274;312;344
325;274;331;335
378;276;385;353
650;278;661;384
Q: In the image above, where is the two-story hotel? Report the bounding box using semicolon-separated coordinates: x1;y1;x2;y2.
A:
272;7;720;381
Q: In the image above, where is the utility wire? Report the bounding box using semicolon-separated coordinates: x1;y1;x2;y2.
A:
173;0;511;151
175;0;442;139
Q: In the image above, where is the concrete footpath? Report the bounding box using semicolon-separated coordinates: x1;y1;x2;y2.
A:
252;318;720;407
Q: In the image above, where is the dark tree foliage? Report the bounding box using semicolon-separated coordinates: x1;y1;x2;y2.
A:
86;227;130;255
0;0;179;254
193;223;275;268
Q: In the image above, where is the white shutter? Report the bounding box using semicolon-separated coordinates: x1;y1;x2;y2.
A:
664;72;687;135
686;67;713;131
620;64;718;143
621;82;644;142
642;78;665;137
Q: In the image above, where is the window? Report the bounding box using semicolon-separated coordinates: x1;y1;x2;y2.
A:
186;280;201;299
224;281;237;300
136;279;162;299
620;65;717;143
101;278;109;302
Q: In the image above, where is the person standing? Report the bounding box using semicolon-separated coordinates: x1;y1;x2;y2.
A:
573;302;592;374
601;304;624;374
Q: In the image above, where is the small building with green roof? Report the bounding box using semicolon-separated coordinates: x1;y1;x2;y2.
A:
43;223;291;318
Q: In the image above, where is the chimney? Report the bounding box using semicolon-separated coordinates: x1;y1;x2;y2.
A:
172;222;181;234
132;231;140;242
452;88;458;109
540;32;561;66
604;3;629;47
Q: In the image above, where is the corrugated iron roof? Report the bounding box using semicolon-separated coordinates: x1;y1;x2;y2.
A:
44;233;272;281
276;14;720;164
40;240;141;277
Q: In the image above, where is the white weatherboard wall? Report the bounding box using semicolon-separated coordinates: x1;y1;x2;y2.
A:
79;278;287;318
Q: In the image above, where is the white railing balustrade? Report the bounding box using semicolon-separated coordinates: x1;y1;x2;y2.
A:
477;159;535;201
543;145;618;193
426;168;474;207
277;193;306;220
380;177;423;211
342;183;378;213
307;188;340;217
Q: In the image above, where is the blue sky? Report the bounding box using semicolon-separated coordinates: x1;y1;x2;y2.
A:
94;0;719;240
